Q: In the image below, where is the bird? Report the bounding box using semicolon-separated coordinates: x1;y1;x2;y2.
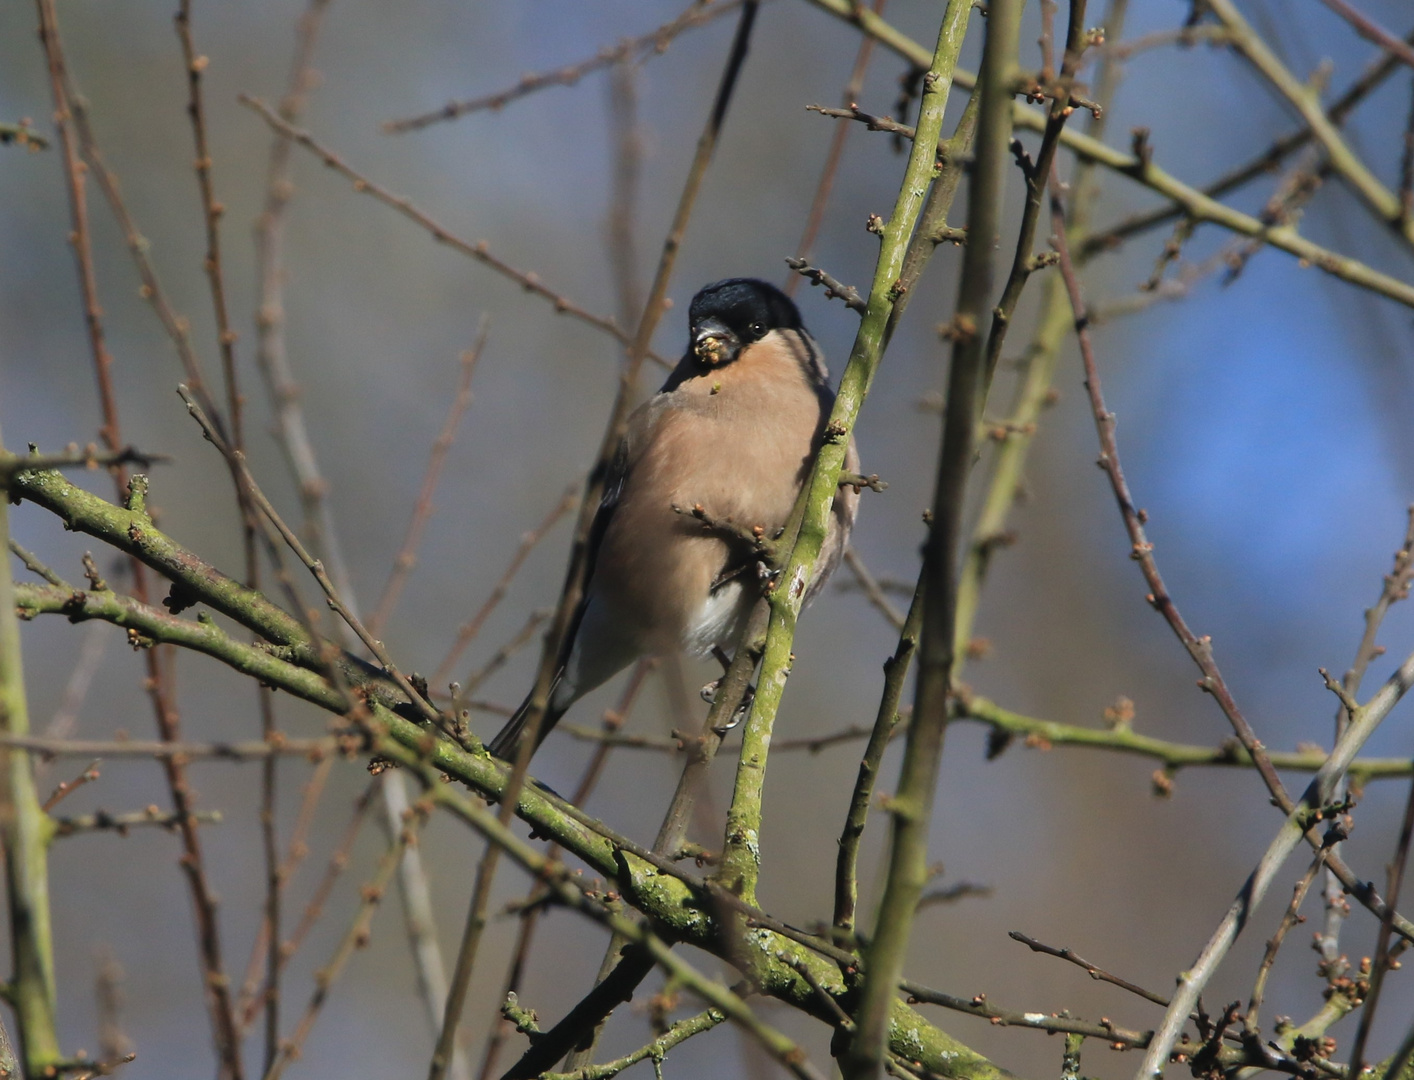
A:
487;277;859;761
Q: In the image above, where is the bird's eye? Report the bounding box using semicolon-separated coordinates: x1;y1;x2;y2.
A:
749;322;765;338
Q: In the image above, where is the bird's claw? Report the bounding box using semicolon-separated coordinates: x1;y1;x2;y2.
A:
710;683;756;736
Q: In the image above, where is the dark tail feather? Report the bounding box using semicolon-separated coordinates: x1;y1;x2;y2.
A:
486;685;563;761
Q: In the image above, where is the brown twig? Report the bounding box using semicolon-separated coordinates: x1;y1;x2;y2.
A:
842;547;906;630
383;0;744;133
34;6;241;1073
784;0;887;298
369;322;489;637
239;96;667;368
1247;852;1327;1033
51;807;222;837
1347;772;1414;1077
1008;930;1168;1007
235;753;335;1033
0;446;165;481
264;795;427;1080
174;0;243;453
1051;183;1291;812
901;980;1153;1048
41;759;100;811
177;387;447;734
515;0;761;771
432;481;578;688
252;0;357;614
474;661;655;1080
260;779;380;1033
784;257;869;314
1317;0;1414;71
33;0;122;458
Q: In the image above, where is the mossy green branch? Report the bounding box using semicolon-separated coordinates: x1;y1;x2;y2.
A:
716;0;974;909
844;4;1023;1079
11;569;1015;1079
10;466;315;660
0;462;61;1073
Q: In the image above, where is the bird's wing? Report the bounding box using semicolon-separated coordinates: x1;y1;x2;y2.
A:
554;390;671;671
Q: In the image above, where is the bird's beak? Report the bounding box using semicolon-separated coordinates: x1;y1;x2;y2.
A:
692;318;739;367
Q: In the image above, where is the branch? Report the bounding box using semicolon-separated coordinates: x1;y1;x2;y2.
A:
1318;0;1414;70
50;807;222;837
237;96;668;368
383;0;744;132
1202;0;1411;242
10;488;1015;1080
784;257;868;314
804;3;1414;308
0;437;61;1073
0;446;165;482
844;4;1018;1078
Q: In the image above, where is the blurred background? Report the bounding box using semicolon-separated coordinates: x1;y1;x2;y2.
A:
2;0;1414;1077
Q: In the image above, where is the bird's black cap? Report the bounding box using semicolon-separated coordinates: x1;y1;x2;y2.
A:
688;278;803;342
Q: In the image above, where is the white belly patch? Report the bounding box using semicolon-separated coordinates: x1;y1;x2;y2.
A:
682;578;748;657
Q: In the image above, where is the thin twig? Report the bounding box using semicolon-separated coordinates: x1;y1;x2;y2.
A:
383;0;744;133
235;753;335;1032
515;0;761;769
1201;0;1410;241
1247;852;1327;1033
177;387;447;733
1317;0;1414;71
369;322;489;637
1347;773;1414;1077
263;796;427;1080
432;482;578;688
1008;931;1168;1007
805;4;1414;308
0;735;334;760
785;0;886;298
51;807;222;836
239;96;668;368
785;258;869;314
41;760;100;811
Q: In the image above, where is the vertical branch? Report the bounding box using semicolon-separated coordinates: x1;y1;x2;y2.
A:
252;0;356;605
33;0;120;456
954;0;1127;665
517;0;761;747
368;322;489;638
174;0;243;446
717;0;975;913
833;574;921;933
840;3;1020;1079
785;0;887;298
492;13;762;1071
33;3;243;1075
244;5;468;1067
604;60;645;332
0;432;61;1076
1346;773;1414;1077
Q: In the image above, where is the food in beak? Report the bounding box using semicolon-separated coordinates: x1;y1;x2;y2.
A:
694;333;731;365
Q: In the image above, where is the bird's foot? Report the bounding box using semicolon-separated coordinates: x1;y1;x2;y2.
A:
711;682;756;735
